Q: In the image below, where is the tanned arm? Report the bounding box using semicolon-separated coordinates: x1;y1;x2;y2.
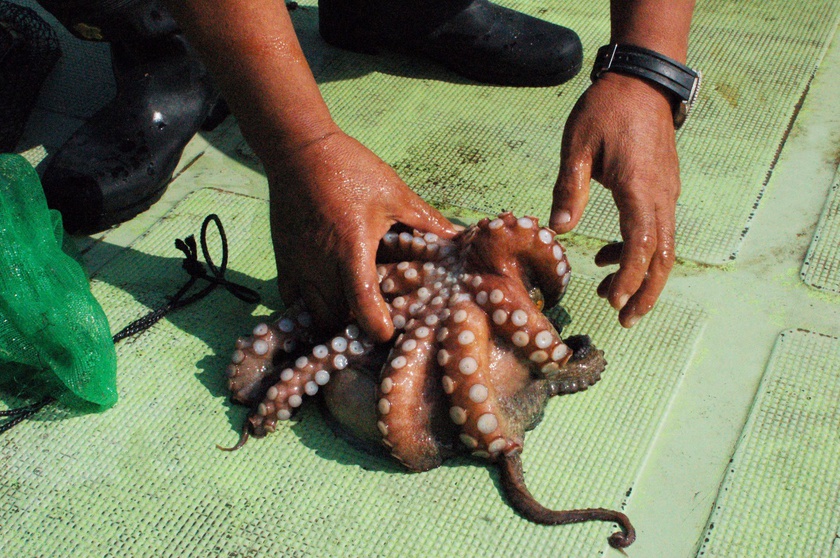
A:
164;0;456;341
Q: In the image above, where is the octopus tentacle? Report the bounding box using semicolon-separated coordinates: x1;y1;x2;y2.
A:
377;261;433;297
379;229;455;262
377;319;445;471
217;423;250;452
500;452;635;549
440;299;521;459
549;335;607;395
248;324;375;435
226;305;313;405
467;275;572;376
385;278;453;330
470;213;571;307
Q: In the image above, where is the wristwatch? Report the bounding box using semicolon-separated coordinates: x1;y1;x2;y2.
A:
590;43;701;129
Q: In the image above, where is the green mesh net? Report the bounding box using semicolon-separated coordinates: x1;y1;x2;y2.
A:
0;154;117;408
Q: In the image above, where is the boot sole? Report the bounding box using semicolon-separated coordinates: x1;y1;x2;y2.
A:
75;178;170;234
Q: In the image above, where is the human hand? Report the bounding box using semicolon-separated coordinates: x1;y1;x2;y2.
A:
266;129;457;342
551;72;680;328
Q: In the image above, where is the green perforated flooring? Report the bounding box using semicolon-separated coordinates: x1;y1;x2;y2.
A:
4;0;840;556
1;190;704;556
803;165;840;294
697;329;840;558
297;0;840;265
17;0;840;266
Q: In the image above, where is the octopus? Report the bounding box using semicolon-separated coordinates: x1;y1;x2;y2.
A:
223;212;635;549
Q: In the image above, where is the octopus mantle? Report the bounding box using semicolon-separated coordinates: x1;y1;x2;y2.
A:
224;212;634;548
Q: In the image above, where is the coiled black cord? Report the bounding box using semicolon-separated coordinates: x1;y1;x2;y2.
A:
1;214;259;435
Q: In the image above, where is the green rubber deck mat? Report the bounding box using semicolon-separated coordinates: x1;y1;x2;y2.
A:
802;165;840;293
696;329;840;558
13;0;840;261
288;0;840;264
0;189;705;556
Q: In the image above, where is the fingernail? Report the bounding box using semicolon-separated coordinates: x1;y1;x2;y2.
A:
626;315;641;328
555;210;571;225
617;294;630;310
453;224;466;232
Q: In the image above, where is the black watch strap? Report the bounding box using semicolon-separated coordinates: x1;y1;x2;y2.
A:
590;43;701;129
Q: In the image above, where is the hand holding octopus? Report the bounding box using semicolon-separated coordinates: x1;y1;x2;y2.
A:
223;212;635;549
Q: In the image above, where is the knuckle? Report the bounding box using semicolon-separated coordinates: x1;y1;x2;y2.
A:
632;233;657;254
659;248;676;269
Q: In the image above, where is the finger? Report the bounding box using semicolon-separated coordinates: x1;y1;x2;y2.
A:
551;138;593;233
276;275;301;308
618;208;676;327
397;195;458;239
341;246;395;343
596;273;615;299
607;195;658;315
299;280;347;338
594;242;624;267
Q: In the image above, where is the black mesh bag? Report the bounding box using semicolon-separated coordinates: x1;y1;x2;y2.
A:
0;1;61;152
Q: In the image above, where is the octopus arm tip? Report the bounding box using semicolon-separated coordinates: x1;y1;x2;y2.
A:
499;453;635;548
217;425;251;452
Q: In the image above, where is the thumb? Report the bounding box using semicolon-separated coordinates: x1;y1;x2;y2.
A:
341;246;394;343
551;145;593;233
397;193;459;240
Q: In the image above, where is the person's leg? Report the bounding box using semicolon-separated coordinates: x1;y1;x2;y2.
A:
318;0;583;87
36;0;227;233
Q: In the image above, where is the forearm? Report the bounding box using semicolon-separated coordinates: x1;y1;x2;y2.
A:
163;0;337;161
610;0;695;62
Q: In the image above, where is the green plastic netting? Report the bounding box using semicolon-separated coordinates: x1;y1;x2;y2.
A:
0;153;116;408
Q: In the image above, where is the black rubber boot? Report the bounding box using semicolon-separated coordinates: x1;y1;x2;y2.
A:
37;0;227;233
318;0;582;87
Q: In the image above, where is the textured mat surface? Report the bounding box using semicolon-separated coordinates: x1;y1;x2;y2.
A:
13;0;840;263
802;165;840;293
290;0;840;264
0;189;705;556
696;329;840;558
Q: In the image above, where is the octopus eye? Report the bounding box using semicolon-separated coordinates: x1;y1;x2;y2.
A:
528;286;545;312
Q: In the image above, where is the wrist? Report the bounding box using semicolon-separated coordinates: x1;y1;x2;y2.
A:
264;125;350;196
248;116;342;164
593;72;675;120
609;0;696;63
590;43;701;128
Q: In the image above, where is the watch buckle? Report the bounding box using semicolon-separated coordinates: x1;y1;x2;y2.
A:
676;70;702;130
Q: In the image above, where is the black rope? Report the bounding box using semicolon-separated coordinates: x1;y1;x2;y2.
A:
0;396;56;435
112;214;260;342
1;214;259;434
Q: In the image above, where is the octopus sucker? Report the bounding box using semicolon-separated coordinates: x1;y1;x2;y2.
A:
467;274;572;377
377;319;449;471
441;298;518;457
226;303;314;406
221;212;635;549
